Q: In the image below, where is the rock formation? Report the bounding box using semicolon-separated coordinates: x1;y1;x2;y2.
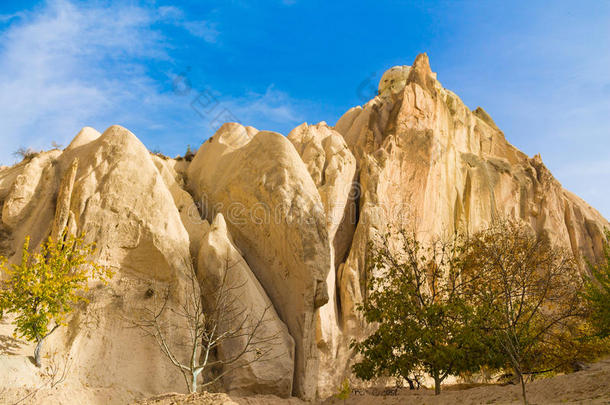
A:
334;53;607;338
0;54;607;404
286;122;357;396
187;124;331;399
197;213;294;397
1;125;196;401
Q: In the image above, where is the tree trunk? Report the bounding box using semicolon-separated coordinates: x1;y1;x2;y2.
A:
433;373;441;395
32;325;60;368
34;338;44;368
190;372;197;393
190;368;203;393
519;372;527;405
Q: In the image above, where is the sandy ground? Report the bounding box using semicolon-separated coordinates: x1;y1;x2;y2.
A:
133;392;305;405
2;358;610;405
131;358;610;405
319;358;610;405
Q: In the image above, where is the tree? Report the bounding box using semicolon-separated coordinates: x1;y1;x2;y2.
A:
334;378;351;404
0;233;112;367
461;219;590;405
132;255;279;394
582;230;610;338
184;144;195;162
351;231;498;395
12;147;38;162
51;141;63;150
12;352;72;405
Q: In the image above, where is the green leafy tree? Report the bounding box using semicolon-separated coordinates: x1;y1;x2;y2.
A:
582;230;610;338
462;219;591;405
0;233;112;367
352;231;499;395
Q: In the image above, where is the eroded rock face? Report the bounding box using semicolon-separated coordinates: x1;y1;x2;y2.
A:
287;122;357;261
187;123;331;400
333;52;609;337
50;157;79;241
197;213;295;397
53;126;197;395
1;125;195;400
286;122;357;396
1;151;61;235
152;155;205;263
58;126;192;282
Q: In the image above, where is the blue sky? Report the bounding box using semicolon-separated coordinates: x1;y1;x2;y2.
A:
0;0;608;217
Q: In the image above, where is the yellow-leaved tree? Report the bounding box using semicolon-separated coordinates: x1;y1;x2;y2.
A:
0;233;113;367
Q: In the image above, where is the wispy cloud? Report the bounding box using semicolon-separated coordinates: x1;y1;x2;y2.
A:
0;0;313;165
0;12;24;23
158;5;219;43
228;85;305;126
0;0;219;164
170;78;311;143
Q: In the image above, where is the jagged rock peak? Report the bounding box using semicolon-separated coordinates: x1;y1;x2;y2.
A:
378;53;438;95
406;52;436;92
473;106;500;131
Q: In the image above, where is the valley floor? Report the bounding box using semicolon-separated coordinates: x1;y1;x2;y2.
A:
2;311;608;405
133;358;610;405
324;358;610;405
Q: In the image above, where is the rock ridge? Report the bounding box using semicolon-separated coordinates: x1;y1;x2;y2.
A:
0;54;607;404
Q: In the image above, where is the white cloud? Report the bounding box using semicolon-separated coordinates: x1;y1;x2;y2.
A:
0;12;24;23
0;0;219;165
0;0;310;165
228;85;305;125
181;20;219;43
166;80;311;148
158;5;219;43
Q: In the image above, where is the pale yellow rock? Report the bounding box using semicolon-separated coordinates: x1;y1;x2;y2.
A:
1;150;61;231
378;65;411;95
287;122;357;260
334;52;610;343
1;125;197;401
65;126;101;151
56;126;192;282
198;213;295;397
187;123;331;400
152;155;205;262
50;158;78;240
0;150;63;260
287;122;357;397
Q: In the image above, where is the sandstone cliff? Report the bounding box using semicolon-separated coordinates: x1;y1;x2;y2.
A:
0;54;607;404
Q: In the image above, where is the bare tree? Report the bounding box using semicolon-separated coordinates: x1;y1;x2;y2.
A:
132;256;279;394
12;352;71;405
12;147;38;162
